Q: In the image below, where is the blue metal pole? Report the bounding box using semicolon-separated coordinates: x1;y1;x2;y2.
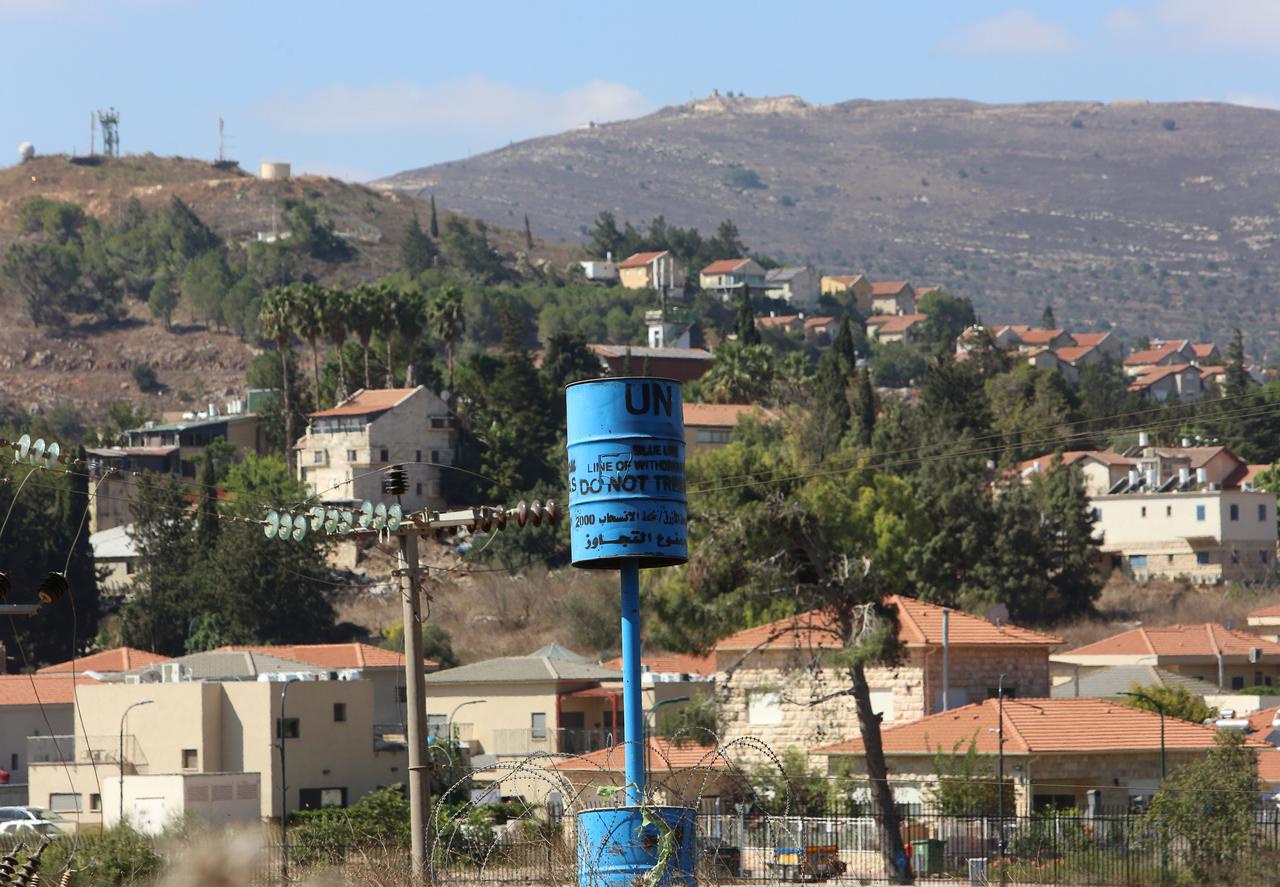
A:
620;559;644;805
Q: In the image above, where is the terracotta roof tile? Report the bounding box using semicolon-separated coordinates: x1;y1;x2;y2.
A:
1246;704;1280;735
1259;749;1280;785
1062;624;1280;660
754;314;801;328
683;403;777;428
803;316;836;330
867;314;927;335
550;738;725;772
0;674;90;705
814;697;1267;756
1070;332;1113;347
714;595;1062;653
218;643;435;669
1124;342;1190;366
618;251;668;269
600;653;717;676
310;387;419;418
870;281;911;296
1192;344;1220;359
1054;345;1097;364
1019;450;1133;474
701;259;751;275
1128;364;1197;389
1249;602;1280;620
1019;329;1066;345
38;646;170;674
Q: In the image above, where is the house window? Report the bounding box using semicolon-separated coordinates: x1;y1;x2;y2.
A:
1167;554;1174;564
380;448;389;462
1232;550;1240;564
415;450;422;463
430;417;453;429
431;450;440;463
531;712;547;739
299;788;348;810
1140;506;1147;518
1261;504;1269;521
1263;551;1271;565
346;449;357;462
869;689;896;723
181;749;198;770
427;714;447;738
1166;506;1172;517
1130;555;1148;569
333;703;346;723
988;687;1018;699
1196;552;1210;565
1232;676;1245;690
397;687;407;703
89;794;101;813
313;450;325;464
416;482;423;495
9;753;16;771
1230;503;1240;521
1196;505;1206;521
1091;507;1101;520
277;718;300;740
48;793;80;814
696;430;734;445
747;691;784;725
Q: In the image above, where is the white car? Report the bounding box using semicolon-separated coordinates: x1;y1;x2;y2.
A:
0;806;64;836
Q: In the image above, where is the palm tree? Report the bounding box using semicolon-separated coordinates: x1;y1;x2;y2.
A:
384;285;426;387
259;287;296;472
291;281;326;411
323;287;351;402
348;283;380;390
430;285;466;390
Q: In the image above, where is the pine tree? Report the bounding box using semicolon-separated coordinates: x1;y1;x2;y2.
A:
832;316;859;366
1224;328;1250;399
400;213;436;275
850;368;877;447
812;351;852;455
735;289;760;345
429;195;439;238
196;449;220;553
523;213;534;250
1041;303;1056;328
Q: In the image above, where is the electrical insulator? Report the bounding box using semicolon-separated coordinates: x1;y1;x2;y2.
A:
382;464;408;496
494;509;508;530
37;572;68;605
544;500;559;524
0;571;9;602
515;500;529;528
530;501;544;526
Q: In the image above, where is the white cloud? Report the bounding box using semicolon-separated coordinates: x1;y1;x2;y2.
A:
257;78;656;136
1107;1;1280;49
939;10;1081;55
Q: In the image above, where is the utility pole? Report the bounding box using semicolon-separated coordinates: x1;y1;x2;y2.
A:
262;476;557;884
400;527;430;882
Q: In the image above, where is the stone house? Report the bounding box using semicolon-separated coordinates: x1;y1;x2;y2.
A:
869;281;916;315
821;274;874;314
812;697;1267;814
763;265;820;310
294;386;457;514
617;251;685;291
713;596;1062;760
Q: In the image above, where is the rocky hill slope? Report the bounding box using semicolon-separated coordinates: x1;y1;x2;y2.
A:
0;155;573;420
378;96;1280;356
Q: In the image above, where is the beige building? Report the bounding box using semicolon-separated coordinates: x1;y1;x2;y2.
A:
1054;623;1280;692
683;403;778;456
0;676;79;794
27;675;407;831
866;313;927;344
763;266;820;310
814;697;1267;815
698;258;766;296
713;596;1061;760
869;281;916;315
821;274;873;313
617;251;685;291
295;387;456;513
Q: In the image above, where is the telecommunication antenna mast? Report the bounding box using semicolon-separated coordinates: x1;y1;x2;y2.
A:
97;108;120;158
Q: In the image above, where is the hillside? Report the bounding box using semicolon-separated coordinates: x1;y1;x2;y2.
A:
377;96;1280;357
0;155;577;419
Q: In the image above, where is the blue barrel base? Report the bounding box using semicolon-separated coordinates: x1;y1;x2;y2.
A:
577;806;697;887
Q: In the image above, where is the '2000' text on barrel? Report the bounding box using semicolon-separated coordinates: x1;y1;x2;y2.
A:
565;377;688;569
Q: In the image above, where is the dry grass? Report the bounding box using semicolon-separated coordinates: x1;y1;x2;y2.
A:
1052;576;1280;649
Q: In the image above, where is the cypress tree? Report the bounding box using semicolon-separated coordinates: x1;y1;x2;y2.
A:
429;195;439;238
196;449;220;553
1041;303;1056;328
812;350;852;455
400;213;436;276
849;368;878;447
523;213;534;250
735;289;760;346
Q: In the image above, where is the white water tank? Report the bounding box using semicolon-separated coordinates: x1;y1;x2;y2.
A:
18;142;34;162
260;161;291;180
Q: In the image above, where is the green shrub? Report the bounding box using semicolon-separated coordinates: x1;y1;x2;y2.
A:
290;784;410;867
38;825;163;885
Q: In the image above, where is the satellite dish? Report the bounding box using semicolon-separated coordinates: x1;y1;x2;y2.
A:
984;603;1010;626
18;142;34;162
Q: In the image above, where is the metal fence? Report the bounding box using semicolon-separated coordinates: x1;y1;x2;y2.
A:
241;807;1280;885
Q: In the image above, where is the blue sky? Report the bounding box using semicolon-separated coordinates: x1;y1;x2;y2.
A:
2;0;1278;182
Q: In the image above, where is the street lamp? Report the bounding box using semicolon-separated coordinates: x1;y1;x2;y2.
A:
447;699;484;744
1119;691;1167;784
644;696;690;789
118;700;153;825
277;676;302;884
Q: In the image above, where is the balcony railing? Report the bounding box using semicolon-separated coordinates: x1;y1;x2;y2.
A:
490;728;617;756
28;735;147;771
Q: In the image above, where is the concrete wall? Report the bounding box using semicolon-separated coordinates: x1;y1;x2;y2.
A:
1;703;73;784
102;772;262;833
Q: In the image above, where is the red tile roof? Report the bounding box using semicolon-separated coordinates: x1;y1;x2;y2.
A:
1019;328;1065;345
870;281;911;296
38;646;170;674
1246;704;1280;735
683;403;777;429
550;738;726;772
1062;624;1280;660
600;653;717;676
618;251;668;269
1124;342;1190;366
1259;749;1280;785
218;643;435;669
1054;345;1097;364
310;387;418;419
1128;363;1196;389
714;595;1062;653
867;314;927;335
754;314;801;329
1070;332;1113;348
815;697;1268;756
701;259;751;275
0;675;88;706
803;315;836;330
1018;450;1133;475
1248;602;1280;620
1192;344;1220;360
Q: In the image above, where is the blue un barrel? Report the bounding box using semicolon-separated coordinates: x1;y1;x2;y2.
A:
566;377;687;569
577;806;697;887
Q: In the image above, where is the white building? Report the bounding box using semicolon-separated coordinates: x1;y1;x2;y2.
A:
295;387;456;513
763;266;820;310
